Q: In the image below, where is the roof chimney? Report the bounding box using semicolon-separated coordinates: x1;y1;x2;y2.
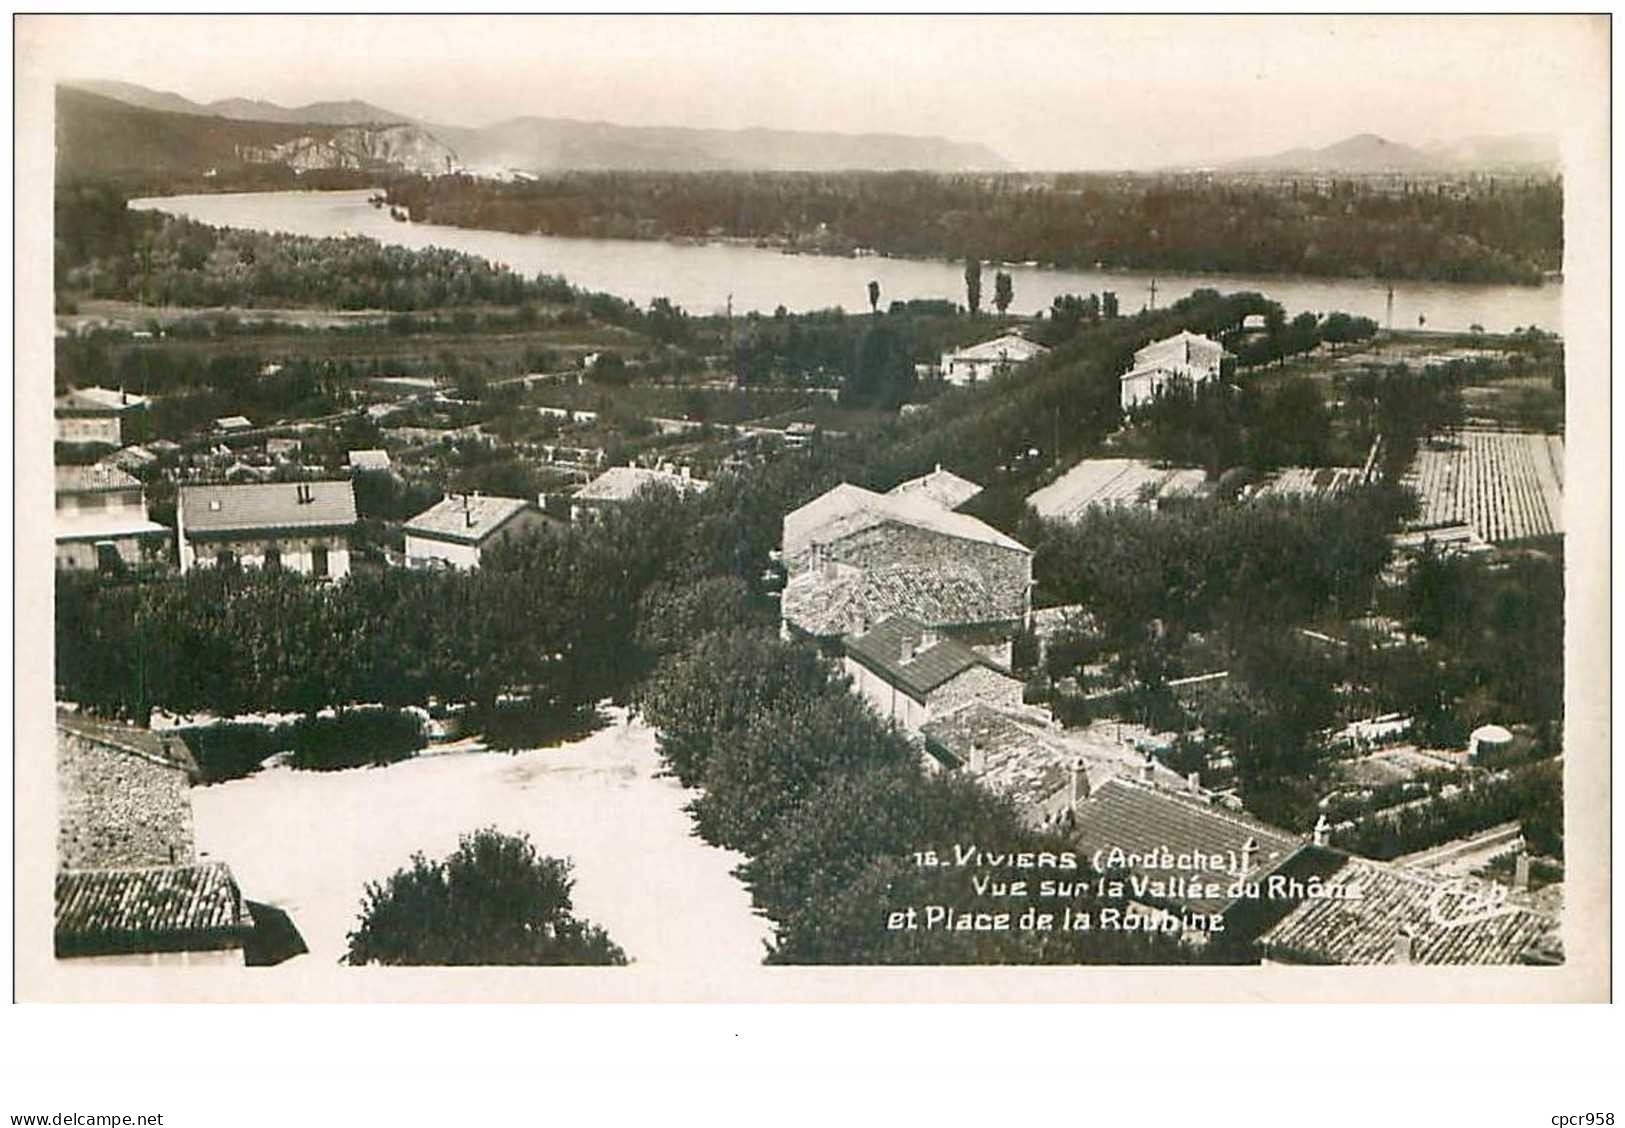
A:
1238;836;1259;877
968;741;987;775
900;635;915;664
917;628;939;653
1393;926;1415;965
1513;852;1532;891
1139;751;1155;783
1313;814;1332;847
1070;757;1090;807
1186;770;1201;793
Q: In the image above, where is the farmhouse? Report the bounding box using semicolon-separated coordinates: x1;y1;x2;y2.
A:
177;480;357;578
1026;458;1211;520
938;332;1049;386
781;478;1032;659
842;616;1023;735
403;493;561;570
54;463;169;573
54;713;265;966
920;702;1090;829
54;386;150;447
572;464;709;520
1120;330;1228;411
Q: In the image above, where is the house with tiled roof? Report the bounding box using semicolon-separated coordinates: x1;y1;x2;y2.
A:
920;702;1089;829
54;712;277;966
54;386;150;447
843;616;1023;735
938;332;1049;386
1120;330;1229;411
177;480;357;578
55;463;171;573
782;477;1032;660
1255;848;1561;966
887;465;983;512
404;493;561;570
571;464;708;520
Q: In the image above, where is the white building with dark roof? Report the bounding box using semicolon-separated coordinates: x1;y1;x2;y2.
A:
403;494;561;570
177;480;357;578
842;616;1023;734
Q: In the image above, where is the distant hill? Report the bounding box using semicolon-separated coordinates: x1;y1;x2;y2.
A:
1220;131;1559;175
65;79;1010;174
67;79;410;126
56;87;456;181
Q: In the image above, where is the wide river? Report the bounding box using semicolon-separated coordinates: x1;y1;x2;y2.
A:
132;188;1562;334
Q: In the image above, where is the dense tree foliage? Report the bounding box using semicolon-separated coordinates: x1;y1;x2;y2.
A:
384;170;1563;284
344;828;627;965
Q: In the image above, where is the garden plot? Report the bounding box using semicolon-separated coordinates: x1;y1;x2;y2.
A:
1405;429;1564;544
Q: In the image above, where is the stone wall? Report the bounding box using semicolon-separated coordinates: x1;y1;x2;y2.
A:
57;730;194;871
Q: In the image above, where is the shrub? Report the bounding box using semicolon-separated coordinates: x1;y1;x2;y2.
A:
344;828;627;966
176;721;285;784
288;708;425;772
476;699;603;752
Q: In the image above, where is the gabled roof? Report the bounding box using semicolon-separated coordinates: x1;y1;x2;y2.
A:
179;480;357;536
576;466;709;503
55;387;149;414
1070;778;1302;915
1258;851;1561;965
56;464;140;494
214;415;253;431
943;333;1050;363
887;465;983;511
843;615;1015;700
1132;330;1227;369
405;494;533;545
921;702;1077;814
785;481;1029;560
55;863;250;957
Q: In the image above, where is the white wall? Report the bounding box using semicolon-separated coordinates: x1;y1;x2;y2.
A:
405;534;482;570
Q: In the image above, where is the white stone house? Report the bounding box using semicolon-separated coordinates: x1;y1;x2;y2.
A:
938;333;1049;386
54;464;169;572
403;494;561;570
54;387;150;447
842;616;1024;735
1119;330;1229;411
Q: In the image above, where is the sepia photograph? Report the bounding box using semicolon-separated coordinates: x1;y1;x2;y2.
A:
10;14;1610;1011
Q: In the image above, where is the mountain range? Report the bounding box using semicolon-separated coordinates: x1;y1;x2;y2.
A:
1218;131;1559;174
60;80;1010;176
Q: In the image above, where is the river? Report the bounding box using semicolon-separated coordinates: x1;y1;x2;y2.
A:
131;188;1562;334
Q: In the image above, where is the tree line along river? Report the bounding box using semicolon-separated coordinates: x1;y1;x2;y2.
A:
131;189;1563;336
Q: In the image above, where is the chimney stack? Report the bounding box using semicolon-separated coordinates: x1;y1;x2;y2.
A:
1070;758;1090;807
1139;751;1155;783
1513;852;1532;891
968;741;986;775
1238;836;1258;877
900;636;915;664
1393;926;1415;965
1313;814;1331;847
918;628;939;653
1186;771;1201;793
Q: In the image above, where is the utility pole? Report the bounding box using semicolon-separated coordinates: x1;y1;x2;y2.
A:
1148;278;1158;311
1385;284;1394;333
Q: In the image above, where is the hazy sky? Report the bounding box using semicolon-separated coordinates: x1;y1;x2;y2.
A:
18;14;1606;169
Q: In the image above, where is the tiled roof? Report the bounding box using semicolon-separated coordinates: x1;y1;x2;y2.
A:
843;615;1014;700
1132;330;1226;370
55;511;169;543
887;466;983;511
405;494;532;544
576;466;709;502
785;481;1029;560
179;481;356;536
783;562;1008;639
1070;778;1302;915
921;703;1078;815
1258;853;1561;965
1026;459;1211;520
55;863;250;957
56;464;140;494
55;387;148;413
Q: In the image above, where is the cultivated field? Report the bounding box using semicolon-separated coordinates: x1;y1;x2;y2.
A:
1405;428;1564;543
